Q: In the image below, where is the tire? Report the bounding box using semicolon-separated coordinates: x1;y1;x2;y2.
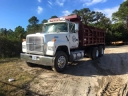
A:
52;51;68;72
26;62;36;67
86;47;93;58
91;47;99;60
99;46;104;57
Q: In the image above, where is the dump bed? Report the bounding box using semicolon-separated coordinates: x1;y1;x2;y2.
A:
79;23;105;47
62;14;105;47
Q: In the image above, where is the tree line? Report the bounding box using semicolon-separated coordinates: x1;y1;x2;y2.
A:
0;0;128;58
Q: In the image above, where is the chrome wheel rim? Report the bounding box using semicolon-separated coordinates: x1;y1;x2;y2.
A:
101;48;104;54
96;50;99;57
57;56;66;68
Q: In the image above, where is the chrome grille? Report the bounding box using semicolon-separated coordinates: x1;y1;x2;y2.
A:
26;36;43;52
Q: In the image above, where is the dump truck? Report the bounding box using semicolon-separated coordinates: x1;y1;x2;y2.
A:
21;14;105;72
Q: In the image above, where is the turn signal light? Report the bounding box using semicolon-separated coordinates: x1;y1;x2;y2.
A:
52;38;56;42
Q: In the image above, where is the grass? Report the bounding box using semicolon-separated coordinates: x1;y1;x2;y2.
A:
0;58;35;96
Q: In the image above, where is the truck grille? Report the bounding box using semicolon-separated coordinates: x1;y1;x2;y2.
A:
26;36;43;53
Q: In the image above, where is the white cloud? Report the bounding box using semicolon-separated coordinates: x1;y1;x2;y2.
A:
94;6;119;19
56;0;65;6
37;6;43;14
47;0;65;7
48;1;53;8
81;0;107;6
48;1;53;5
38;0;41;3
48;4;52;8
62;10;71;16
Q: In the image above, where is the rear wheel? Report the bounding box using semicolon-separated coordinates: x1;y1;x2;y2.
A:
52;51;68;72
91;47;99;60
99;46;104;57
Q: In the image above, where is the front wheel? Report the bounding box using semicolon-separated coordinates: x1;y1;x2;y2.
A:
52;51;68;72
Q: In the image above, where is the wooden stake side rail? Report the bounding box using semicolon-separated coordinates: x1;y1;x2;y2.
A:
79;24;105;46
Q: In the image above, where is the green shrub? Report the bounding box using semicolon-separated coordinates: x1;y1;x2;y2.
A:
0;37;21;58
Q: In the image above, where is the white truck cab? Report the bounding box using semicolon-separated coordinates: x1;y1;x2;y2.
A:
21;16;82;72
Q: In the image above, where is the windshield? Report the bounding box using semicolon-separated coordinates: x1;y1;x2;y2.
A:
43;23;68;33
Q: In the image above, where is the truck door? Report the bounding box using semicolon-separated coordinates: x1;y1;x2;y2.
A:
69;22;79;49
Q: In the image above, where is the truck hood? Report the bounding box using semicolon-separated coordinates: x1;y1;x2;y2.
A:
27;32;69;43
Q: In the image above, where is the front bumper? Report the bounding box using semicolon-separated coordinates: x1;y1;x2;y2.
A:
20;53;54;66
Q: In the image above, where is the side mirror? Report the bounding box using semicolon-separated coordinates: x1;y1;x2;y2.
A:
75;23;79;32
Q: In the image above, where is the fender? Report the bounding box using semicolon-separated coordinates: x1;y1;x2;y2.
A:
46;41;70;56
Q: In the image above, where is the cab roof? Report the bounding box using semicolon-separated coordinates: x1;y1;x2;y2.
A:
47;14;81;23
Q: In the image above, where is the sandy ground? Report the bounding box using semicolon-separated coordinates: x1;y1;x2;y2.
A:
19;45;128;96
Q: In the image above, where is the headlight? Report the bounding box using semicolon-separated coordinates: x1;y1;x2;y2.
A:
22;45;26;49
22;41;26;52
47;46;54;50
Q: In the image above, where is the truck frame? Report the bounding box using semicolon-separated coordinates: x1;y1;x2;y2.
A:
21;14;105;72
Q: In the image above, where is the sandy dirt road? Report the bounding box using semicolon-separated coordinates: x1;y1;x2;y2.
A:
19;45;128;96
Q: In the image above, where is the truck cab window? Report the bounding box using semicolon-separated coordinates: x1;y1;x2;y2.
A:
69;23;75;33
44;23;68;33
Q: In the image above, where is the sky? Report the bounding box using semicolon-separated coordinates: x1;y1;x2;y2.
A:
0;0;126;30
